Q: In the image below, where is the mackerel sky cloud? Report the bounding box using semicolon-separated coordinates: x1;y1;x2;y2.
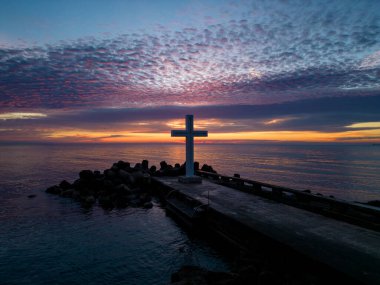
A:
0;0;380;143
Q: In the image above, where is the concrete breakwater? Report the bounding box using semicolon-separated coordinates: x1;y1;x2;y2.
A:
45;159;380;285
153;176;380;285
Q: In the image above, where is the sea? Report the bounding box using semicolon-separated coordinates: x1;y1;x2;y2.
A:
1;143;379;284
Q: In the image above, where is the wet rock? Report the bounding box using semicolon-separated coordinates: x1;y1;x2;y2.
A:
111;164;119;172
104;169;116;179
160;160;168;170
72;190;81;200
201;164;217;173
116;160;130;170
59;180;72;190
119;169;135;185
149;165;157;174
142;159;149;169
98;195;113;208
46;185;61;194
79;170;94;181
81;195;96;207
61;189;74;198
114;183;131;194
143;201;153;209
113;195;128;208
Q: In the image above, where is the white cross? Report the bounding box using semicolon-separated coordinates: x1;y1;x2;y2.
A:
171;115;208;177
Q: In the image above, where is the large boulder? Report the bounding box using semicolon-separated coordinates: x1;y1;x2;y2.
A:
104;169;116;179
79;170;94;181
142;160;149;169
59;180;72;190
160;161;168;170
119;169;135;185
116;160;130;170
46;185;61;194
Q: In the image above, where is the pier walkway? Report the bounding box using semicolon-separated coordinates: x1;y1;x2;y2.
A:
154;177;380;285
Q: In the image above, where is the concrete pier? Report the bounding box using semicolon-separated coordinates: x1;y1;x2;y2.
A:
154;177;380;285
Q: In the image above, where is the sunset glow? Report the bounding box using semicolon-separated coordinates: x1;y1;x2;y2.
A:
1;0;380;143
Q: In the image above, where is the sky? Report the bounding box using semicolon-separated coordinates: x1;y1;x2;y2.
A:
1;0;380;143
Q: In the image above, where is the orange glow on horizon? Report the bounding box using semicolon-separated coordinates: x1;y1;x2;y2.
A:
44;128;380;143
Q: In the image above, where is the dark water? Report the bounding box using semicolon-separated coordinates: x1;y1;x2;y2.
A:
1;143;379;284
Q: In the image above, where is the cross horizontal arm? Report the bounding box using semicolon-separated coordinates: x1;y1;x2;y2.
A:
193;131;208;137
171;130;188;137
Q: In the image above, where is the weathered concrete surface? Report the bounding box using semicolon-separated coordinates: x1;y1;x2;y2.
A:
155;177;380;285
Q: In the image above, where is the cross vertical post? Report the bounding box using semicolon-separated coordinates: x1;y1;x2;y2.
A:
171;114;208;183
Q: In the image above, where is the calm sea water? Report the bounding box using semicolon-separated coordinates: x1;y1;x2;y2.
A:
1;143;380;284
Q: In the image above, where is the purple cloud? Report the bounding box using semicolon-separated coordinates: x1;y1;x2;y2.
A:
0;0;379;111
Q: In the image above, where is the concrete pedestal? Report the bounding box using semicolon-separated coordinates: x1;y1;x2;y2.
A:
178;176;202;184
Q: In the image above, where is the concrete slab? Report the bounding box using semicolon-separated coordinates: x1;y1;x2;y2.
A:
155;177;380;285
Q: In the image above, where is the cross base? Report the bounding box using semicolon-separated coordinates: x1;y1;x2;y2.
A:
178;176;202;184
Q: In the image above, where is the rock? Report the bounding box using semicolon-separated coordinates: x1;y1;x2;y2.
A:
201;164;216;173
111;163;119;172
79;170;94;181
98;195;113;208
233;173;240;178
139;193;152;203
72;190;81;200
131;171;145;182
119;169;135;185
175;163;181;168
102;179;114;191
142;160;149;169
116;160;130;170
114;183;131;194
27;194;36;198
160;160;168;170
143;201;153;209
82;195;96;207
59;180;72;190
129;198;142;207
149;165;157;174
134;163;142;170
194;161;200;171
61;189;74;198
114;195;128;208
46;185;61;194
104;169;116;179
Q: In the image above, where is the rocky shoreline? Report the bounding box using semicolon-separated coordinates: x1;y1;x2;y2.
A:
46;159;216;209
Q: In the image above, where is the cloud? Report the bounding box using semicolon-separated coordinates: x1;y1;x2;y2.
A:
1;94;379;135
1;0;380;110
0;112;47;120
